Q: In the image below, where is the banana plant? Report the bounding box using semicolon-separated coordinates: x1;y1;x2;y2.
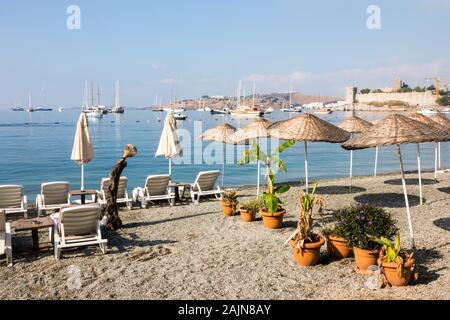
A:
238;139;295;214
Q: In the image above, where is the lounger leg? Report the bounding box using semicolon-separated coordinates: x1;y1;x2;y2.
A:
54;245;61;260
24;211;28;219
127;201;132;210
5;224;12;267
99;243;107;254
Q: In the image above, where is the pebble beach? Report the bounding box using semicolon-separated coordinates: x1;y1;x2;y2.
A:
1;171;449;300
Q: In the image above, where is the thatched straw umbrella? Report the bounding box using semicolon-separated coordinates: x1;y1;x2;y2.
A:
337;116;373;189
270;113;350;192
408;112;448;201
230;118;271;195
200;123;237;187
429;114;450;170
342;114;448;248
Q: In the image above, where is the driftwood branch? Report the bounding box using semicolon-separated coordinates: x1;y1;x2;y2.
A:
103;144;137;230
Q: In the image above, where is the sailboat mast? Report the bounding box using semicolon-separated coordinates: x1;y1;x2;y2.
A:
289;86;292;107
91;82;94;107
28;91;31;109
97;83;100;106
252;82;256;108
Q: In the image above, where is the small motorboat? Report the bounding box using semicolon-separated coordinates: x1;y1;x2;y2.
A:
314;108;333;115
418;109;439;116
210;108;230;115
11;107;24;111
264;107;274;114
58;107;64;112
173;113;188;120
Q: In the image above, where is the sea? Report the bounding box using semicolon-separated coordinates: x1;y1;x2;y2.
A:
0;109;448;200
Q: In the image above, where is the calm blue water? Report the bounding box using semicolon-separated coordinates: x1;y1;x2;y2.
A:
0;109;448;199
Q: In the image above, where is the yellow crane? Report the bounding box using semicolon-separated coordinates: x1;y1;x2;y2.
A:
426;77;441;97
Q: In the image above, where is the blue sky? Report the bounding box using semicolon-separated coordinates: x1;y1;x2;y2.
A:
0;0;449;108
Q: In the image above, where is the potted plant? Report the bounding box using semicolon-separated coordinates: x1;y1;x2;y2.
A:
221;190;239;216
239;198;262;222
285;184;325;266
322;225;353;259
336;204;398;274
369;234;417;286
239;139;295;229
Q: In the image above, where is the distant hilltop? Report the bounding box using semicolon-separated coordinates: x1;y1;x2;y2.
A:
144;92;343;110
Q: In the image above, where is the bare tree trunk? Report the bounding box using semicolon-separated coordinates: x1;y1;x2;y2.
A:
103;144;137;231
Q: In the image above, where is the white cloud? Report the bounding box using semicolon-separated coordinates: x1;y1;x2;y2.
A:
242;59;449;96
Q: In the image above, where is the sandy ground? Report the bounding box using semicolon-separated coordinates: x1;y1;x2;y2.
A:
1;171;449;300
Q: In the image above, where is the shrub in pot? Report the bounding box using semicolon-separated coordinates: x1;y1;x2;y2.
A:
238;139;295;229
221;190;239;216
285;184;325;266
336;204;398;274
239;198;262;222
369;234;418;287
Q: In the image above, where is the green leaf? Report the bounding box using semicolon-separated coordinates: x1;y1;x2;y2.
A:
274;185;290;194
275;139;296;154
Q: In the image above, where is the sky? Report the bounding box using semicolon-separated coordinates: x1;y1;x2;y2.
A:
0;0;449;108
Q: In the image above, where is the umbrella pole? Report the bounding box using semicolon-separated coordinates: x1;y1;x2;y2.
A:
81;163;84;190
397;144;416;249
222;144;225;187
417;144;423;205
169;158;172;177
257;160;261;196
438;142;441;169
304;141;309;193
434;143;438;180
373;146;379;178
349;132;353;190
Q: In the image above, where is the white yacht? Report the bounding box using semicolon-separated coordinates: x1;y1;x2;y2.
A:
111;80;124;114
418;109;439;116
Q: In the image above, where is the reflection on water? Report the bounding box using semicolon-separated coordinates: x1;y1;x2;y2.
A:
0;109;448;198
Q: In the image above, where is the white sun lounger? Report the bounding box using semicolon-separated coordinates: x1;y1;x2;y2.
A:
0;185;28;218
96;177;132;210
189;170;222;204
0;210;12;267
137;174;175;208
36;182;71;217
52;204;107;260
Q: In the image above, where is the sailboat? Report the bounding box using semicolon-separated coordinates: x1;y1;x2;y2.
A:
82;81;103;118
112;80;124;113
27;92;34;112
281;87;302;112
230;81;263;117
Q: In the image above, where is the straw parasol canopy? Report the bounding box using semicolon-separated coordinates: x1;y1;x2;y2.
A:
200;123;237;144
337;115;373;133
342;114;450;248
337;116;373;190
155;112;182;175
230;118;271;143
409;112;447;129
270;113;350;142
200;123;237;187
342;114;448;150
269;114;350;192
230;118;272;195
429;113;450;129
71;113;94;190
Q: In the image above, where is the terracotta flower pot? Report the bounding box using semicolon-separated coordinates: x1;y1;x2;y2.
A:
291;236;325;266
380;257;415;287
239;208;256;222
221;201;235;216
353;247;380;272
326;236;353;259
259;208;285;229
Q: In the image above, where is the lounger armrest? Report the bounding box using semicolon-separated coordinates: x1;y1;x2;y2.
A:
36;194;43;208
67;193;72;205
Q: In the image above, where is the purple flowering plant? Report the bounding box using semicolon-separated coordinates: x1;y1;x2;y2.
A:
327;204;398;250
